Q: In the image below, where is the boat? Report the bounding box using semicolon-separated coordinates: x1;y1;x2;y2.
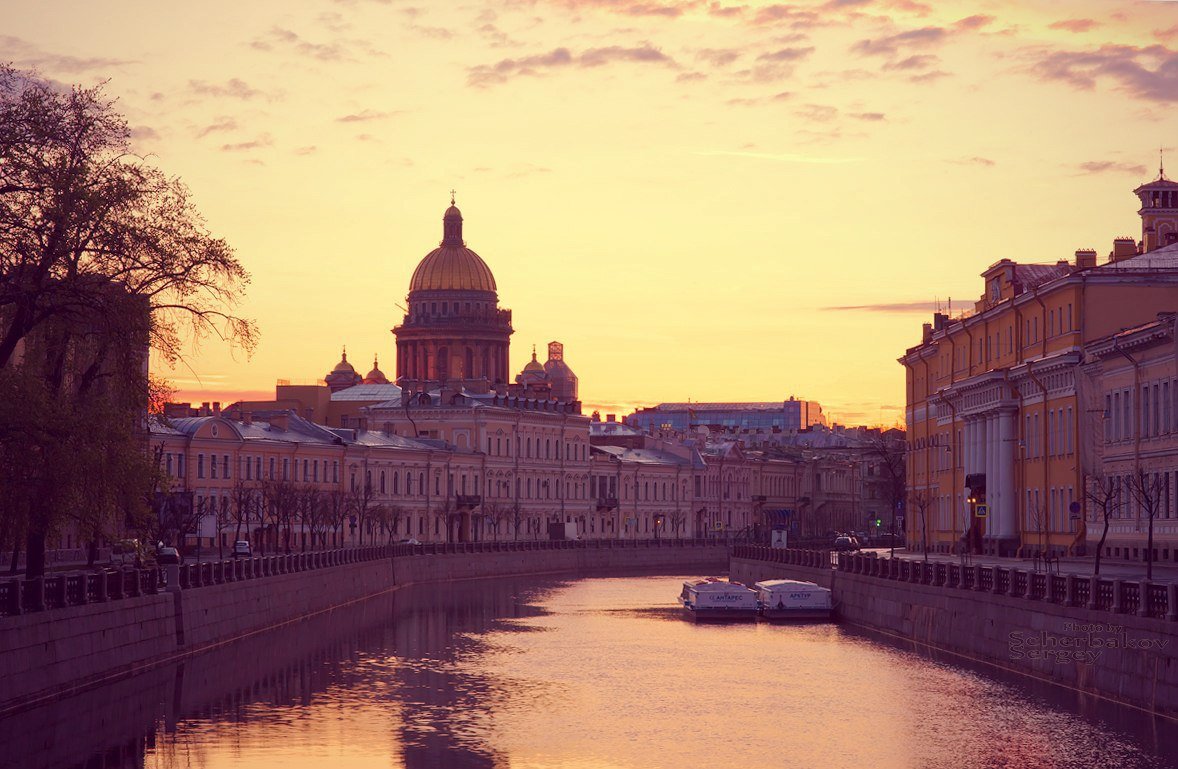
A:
755;579;832;621
680;578;759;622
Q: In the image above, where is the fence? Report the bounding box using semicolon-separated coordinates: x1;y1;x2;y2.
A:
0;546;394;618
732;545;1178;622
1;538;725;618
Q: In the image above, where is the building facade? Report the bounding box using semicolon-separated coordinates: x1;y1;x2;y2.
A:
1081;313;1178;563
902;171;1178;558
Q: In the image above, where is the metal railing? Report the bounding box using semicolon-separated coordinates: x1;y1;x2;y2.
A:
732;546;1178;622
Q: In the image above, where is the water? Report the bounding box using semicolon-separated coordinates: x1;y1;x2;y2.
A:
4;575;1177;769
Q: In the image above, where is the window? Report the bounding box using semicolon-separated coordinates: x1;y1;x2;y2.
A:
1066;406;1074;454
210;455;217;479
223;455;229;479
166;454;174;476
198;453;205;479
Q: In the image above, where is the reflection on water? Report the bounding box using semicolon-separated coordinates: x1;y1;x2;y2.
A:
3;575;1176;769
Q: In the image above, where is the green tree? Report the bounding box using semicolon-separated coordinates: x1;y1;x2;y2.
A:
0;66;256;576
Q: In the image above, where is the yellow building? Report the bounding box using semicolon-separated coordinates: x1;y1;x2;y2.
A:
901;169;1178;557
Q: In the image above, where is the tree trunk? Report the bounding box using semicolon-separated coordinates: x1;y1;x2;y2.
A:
24;528;46;579
87;538;98;567
1147;512;1155;581
1094;517;1110;576
9;542;19;575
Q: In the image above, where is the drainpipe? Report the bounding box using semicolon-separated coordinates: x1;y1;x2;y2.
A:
1112;342;1143;538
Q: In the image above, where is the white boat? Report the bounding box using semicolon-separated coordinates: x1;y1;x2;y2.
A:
680;578;759;621
755;579;832;621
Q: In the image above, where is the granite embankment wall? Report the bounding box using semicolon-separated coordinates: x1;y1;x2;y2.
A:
731;550;1178;718
0;540;727;716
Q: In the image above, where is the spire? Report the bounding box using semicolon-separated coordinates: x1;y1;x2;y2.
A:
442;194;464;246
341;345;347;361
1161;147;1167;181
532;343;537;361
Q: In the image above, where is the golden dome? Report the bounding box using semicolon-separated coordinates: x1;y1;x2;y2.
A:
408;201;497;293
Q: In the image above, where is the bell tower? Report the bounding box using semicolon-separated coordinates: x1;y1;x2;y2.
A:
1134;154;1178;252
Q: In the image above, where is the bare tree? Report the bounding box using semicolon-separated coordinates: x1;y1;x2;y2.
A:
1127;469;1166;581
1083;474;1120;576
910;490;932;563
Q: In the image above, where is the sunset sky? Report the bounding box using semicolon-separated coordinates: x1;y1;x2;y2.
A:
7;0;1178;424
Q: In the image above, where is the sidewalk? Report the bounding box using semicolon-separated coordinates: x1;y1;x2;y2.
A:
878;549;1178;585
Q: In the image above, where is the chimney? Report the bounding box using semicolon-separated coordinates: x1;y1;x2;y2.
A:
269;411;290;431
242;412;252;426
607;414;616;422
1109;238;1138;263
1074;248;1097;269
200;401;210;415
212;401;221;415
932;312;948;331
922;323;933;344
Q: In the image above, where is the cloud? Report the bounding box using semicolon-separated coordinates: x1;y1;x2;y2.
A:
795;103;839;122
189;78;267;100
852;26;947;58
1049;19;1100;34
0;35;134;74
220;134;274;152
695;48;742;67
750;5;823;29
954;15;994;31
677;71;708;82
1077;160;1148;176
695;149;860;163
1156;25;1178;43
948;156;996;167
129;126;160;141
724;91;792;106
335;109;398;123
883;54;939;71
294;146;318;155
544;0;699;17
756;46;815;62
196;117;238;138
467;44;674;86
250;26;386;62
1029;44;1178;103
850;111;885;121
824;301;941;312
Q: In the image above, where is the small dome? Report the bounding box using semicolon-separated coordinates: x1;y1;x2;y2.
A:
364;355;389;385
332;349;356;374
523;348;545;374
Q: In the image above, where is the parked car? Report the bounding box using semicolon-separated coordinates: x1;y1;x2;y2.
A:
110;539;141;567
833;536;860;552
157;546;181;565
397;538;421;545
232;540;252;558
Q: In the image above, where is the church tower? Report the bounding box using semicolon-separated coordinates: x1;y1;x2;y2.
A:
1134;157;1178;252
393;198;514;389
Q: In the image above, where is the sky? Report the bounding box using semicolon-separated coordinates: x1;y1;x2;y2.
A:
5;0;1178;425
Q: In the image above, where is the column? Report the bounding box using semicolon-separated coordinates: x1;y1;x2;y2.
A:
997;409;1016;545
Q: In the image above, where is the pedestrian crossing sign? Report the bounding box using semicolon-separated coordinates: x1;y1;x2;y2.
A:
975;504;989;518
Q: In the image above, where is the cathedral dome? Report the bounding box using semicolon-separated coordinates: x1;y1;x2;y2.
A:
408;201;497;293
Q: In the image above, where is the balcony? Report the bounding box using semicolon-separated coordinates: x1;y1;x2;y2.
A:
596;497;619;511
456;495;482;508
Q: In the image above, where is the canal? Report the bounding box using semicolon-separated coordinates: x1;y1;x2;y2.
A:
4;574;1176;769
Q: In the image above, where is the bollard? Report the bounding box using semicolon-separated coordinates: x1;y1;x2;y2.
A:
992;567;1003;595
164;563;181;593
1167;583;1178;622
1045;573;1055;603
1087;576;1100;611
1064;574;1076;607
1009;569;1021;598
1138;580;1152;618
1111;580;1124;613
